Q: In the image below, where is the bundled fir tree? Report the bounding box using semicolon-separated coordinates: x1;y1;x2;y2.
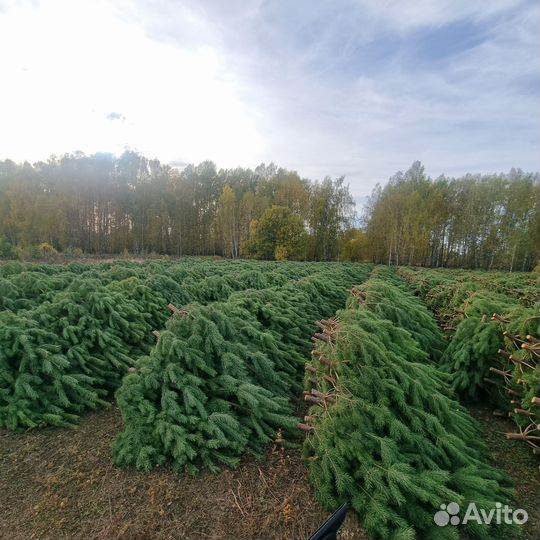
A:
145;274;195;308
113;265;372;472
187;275;235;303
113;301;298;473
0;271;77;312
439;296;526;400
396;267;478;328
235;269;285;289
397;267;534;401
0;260;26;277
33;278;165;390
234;267;372;368
10;270;77;298
0;260;372;432
458;292;519;319
230;274;358;357
1;277;168;430
108;276;168;331
488;308;540;455
0;311;107;429
347;277;446;361
502;304;540;338
301;309;517;540
440;316;502;400
0;279;22;311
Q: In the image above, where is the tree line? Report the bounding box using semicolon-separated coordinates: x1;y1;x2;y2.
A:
0;152;354;260
0;153;538;269
364;162;539;271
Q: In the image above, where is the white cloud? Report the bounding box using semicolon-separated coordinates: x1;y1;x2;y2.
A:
353;0;526;31
0;0;264;166
0;0;537;196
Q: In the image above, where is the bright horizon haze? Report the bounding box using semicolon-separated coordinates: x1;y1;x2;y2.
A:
0;0;538;197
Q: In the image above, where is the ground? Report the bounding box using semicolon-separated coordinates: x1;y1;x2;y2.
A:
0;406;365;540
468;406;539;539
1;405;538;539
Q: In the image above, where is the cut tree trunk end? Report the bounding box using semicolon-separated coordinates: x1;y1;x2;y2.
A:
304;395;324;405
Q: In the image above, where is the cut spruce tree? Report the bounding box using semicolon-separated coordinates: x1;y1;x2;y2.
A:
346;276;446;361
0;278;168;429
301;307;517;540
438;297;533;401
0;261;371;432
113;265;372;473
0;311;107;429
112;301;299;473
396;266;536;403
440;316;503;400
229;269;370;360
488;309;540;455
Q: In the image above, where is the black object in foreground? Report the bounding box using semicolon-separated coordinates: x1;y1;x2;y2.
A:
307;503;349;540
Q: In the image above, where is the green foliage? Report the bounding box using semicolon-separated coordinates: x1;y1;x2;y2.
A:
113;262;372;472
398;266;538;401
339;228;368;262
307;176;355;261
0;153;354;260
398;267;538;316
366;163;539;271
6;271;78;309
487;310;539;452
112;302;299;473
0;278;22;311
227;266;372;383
145;274;193;308
0;234;14;258
245;206;307;260
0;311;107;429
437;293;521;400
303;296;517;540
441;317;502;400
1;259;367;430
0;276;169;429
347;276;446;361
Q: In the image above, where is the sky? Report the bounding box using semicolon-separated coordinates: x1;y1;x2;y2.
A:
0;0;538;197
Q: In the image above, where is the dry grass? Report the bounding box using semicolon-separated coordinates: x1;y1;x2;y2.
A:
0;406;365;540
1;405;537;540
469;406;540;540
